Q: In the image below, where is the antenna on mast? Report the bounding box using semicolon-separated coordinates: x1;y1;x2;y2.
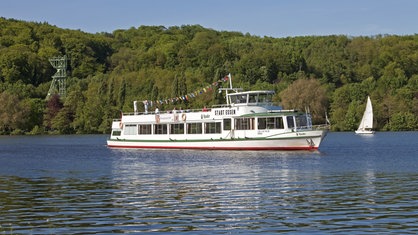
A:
46;55;67;100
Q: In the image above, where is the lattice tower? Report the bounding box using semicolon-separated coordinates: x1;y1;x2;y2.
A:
46;55;67;99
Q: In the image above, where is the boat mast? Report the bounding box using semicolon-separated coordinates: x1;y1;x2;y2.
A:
218;73;242;105
229;73;233;90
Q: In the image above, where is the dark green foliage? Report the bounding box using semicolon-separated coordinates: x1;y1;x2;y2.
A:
43;94;63;132
0;17;417;134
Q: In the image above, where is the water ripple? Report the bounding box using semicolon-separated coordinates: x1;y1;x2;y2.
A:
1;133;418;234
1;169;418;234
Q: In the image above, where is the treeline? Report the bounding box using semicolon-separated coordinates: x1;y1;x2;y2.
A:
0;17;417;134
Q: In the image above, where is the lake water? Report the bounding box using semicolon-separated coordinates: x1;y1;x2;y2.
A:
0;132;417;234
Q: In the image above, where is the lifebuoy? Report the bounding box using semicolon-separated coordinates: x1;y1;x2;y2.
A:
119;122;123;129
155;114;160;123
181;113;187;121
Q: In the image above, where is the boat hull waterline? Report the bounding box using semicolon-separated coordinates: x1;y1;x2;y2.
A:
107;130;327;151
355;130;374;134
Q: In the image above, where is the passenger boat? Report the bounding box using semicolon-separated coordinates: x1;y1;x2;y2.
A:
107;75;329;150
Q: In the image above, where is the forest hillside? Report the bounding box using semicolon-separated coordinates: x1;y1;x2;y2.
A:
0;17;417;134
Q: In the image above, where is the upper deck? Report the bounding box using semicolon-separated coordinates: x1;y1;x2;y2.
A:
116;90;290;126
226;90;275;107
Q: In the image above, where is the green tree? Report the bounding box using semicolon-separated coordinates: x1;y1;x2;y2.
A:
78;79;106;133
387;112;418;131
344;100;362;131
1;18;418;133
43;94;63;132
0;91;29;134
118;78;126;110
279;78;328;123
51;106;74;134
20;98;45;133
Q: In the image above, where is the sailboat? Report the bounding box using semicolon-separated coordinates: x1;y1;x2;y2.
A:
355;96;375;134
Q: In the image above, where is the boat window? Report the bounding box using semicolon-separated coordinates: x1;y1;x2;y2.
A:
235;118;255;130
229;95;238;104
295;115;308;129
258;93;272;103
275;117;284;129
205;122;221;134
170;123;184;134
248;94;257;103
258;118;266;129
287;116;295;129
223;118;231;130
258;117;284;129
112;130;121;136
138;124;152;135
154;124;167;135
187;123;202;134
267;117;275;129
237;95;247;103
123;124;137;135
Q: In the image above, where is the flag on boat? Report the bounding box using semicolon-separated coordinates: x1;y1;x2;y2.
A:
141;74;231;105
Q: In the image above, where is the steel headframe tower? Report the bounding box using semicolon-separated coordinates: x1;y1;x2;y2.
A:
47;55;67;99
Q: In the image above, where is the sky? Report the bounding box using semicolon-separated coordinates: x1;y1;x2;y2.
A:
1;0;418;38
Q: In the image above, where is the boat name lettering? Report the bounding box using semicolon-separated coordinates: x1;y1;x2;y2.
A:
257;130;269;135
201;114;211;119
215;109;236;116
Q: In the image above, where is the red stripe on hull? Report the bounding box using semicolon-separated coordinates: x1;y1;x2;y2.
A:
107;144;318;151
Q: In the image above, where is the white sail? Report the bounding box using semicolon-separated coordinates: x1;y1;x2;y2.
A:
355;96;374;134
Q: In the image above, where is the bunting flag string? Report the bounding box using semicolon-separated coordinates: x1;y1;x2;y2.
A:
141;75;229;107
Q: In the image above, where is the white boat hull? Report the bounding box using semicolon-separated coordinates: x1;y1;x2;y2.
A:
355;130;375;134
107;130;327;151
